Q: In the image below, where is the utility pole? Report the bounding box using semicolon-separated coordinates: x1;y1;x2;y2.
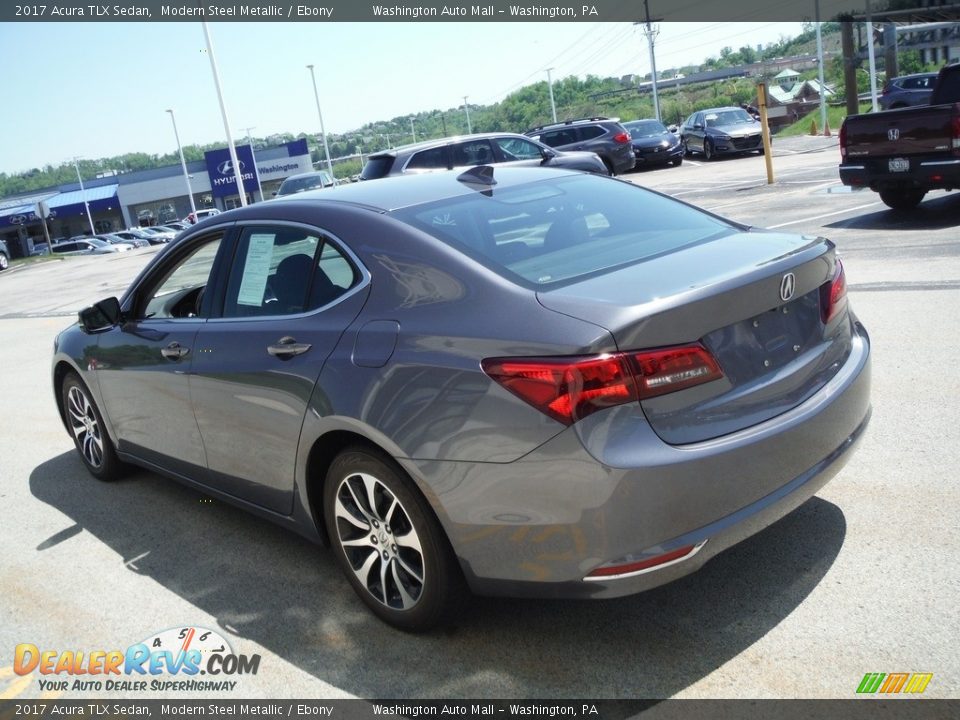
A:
865;0;880;113
72;158;96;235
410;116;417;143
202;21;246;207
306;64;336;180
546;68;558;123
640;0;661;122
462;96;472;134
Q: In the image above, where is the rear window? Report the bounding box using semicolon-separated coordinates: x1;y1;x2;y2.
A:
391;175;733;289
361;155;396;180
277;173;330;196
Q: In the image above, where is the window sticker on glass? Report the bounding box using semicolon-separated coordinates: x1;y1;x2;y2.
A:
236;233;275;306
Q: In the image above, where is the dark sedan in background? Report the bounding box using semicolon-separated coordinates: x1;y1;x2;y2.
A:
681;107;764;160
54;167;870;631
623;119;684;168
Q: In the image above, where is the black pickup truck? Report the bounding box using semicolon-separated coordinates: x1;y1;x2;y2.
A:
839;62;960;209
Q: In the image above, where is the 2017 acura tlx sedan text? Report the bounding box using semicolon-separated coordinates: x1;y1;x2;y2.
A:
53;166;871;630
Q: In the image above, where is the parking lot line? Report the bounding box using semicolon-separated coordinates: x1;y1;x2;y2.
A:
767;202;883;229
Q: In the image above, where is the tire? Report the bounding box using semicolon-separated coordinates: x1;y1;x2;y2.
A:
0;252;8;271
602;158;616;176
683;139;691;157
879;188;926;211
324;446;465;632
61;372;124;481
703;138;715;161
672;155;683;167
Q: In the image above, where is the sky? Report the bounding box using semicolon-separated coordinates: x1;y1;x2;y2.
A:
0;21;804;175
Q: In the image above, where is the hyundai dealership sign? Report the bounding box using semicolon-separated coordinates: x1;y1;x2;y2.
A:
204;140;313;199
204;145;258;200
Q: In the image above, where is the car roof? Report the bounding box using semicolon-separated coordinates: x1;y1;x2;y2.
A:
367;132;537;159
234;165;583;214
282;170;331;180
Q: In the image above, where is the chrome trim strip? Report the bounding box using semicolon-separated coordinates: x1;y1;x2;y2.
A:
919;160;960;167
583;540;708;582
840;165;866;170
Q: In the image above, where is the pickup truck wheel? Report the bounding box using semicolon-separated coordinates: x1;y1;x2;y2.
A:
879;189;926;210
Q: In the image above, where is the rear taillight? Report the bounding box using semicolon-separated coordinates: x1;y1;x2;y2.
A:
820;258;848;324
482;343;723;425
613;132;630;144
839;122;847;158
952;116;960;152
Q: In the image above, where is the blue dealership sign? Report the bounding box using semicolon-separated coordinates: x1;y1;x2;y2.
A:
204;144;258;199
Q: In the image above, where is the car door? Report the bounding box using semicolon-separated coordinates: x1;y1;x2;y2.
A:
687;113;705;152
490;136;550;168
450;139;496;167
188;223;369;513
94;230;228;473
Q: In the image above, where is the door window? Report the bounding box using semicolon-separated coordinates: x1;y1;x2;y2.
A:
493;137;543;160
406;146;448;170
141;235;224;320
450;140;496;166
222;226;358;318
577;126;605;141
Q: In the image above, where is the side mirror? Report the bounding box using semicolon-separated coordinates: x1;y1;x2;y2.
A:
541;148;557;163
79;297;122;333
694;123;704;130
271;191;278;196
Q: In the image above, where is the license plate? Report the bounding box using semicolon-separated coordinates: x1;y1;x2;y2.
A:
889;158;910;172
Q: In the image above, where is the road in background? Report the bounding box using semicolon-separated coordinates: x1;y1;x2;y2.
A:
2;138;958;699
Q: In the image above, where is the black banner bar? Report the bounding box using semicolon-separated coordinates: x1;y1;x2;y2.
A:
1;1;948;23
1;700;958;720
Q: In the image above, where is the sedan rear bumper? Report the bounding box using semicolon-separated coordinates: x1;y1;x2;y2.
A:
401;320;871;599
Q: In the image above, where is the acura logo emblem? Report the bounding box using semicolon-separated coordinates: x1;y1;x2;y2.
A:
217;159;245;175
888;128;900;141
780;273;796;302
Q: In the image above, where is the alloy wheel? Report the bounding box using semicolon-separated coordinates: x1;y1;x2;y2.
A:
67;385;104;469
333;471;426;610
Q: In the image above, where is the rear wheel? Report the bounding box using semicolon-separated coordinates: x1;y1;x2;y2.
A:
703;139;715;161
879;188;926;210
324;446;465;631
602;158;616;176
62;372;124;481
0;252;8;271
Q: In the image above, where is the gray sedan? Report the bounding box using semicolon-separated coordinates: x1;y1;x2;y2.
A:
53;167;870;631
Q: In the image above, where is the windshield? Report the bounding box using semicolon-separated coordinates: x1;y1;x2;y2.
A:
392;175;733;289
625;120;668;137
704;109;754;127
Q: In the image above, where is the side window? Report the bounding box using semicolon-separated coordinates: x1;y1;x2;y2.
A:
450;140;496;166
577;125;605;141
141;235;224;320
539;129;576;147
406;147;448;170
222;226;358;318
494;137;543;160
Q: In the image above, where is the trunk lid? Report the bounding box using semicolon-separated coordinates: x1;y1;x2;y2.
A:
537;230;853;444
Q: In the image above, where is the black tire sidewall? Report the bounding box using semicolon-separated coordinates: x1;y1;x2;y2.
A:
323;447;461;632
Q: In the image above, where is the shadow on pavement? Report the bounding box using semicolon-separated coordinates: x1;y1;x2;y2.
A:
31;452;847;698
826;192;960;233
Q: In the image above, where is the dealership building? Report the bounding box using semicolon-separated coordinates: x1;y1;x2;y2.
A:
0;139;313;256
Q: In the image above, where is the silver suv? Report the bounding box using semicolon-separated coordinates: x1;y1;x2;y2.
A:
524;116;636;175
879;72;939;110
359;132;609;180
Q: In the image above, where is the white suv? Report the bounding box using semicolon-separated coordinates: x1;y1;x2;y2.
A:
186;208;222;225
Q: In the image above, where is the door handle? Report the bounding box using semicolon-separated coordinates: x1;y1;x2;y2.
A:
161;342;190;360
267;336;312;359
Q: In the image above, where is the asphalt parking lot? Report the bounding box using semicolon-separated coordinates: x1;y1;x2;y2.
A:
1;136;958;700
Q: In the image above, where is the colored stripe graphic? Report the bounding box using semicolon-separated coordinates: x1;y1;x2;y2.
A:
857;672;933;694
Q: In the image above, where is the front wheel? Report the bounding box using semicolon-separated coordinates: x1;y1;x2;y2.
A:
672;155;683;167
324;446;465;631
0;253;8;271
703;139;715;161
879;188;926;210
62;372;124;481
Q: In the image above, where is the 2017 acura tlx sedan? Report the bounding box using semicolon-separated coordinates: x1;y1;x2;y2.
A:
53;166;871;631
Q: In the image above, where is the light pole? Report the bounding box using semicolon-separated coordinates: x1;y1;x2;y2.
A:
639;0;662;123
166;109;197;218
462;95;472;134
546;68;558;123
202;22;246;207
815;0;828;135
242;126;264;202
72;157;96;235
306;64;336;180
410;116;417;143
